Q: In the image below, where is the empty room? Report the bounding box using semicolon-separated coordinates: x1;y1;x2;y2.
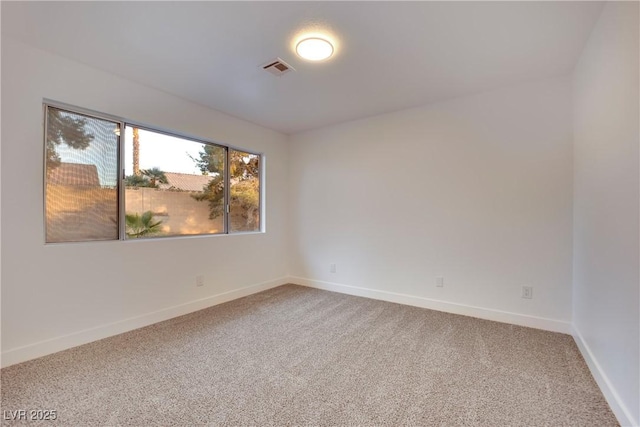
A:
1;1;638;426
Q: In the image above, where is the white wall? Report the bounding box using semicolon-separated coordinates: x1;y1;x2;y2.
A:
289;76;574;330
0;38;290;366
572;2;639;426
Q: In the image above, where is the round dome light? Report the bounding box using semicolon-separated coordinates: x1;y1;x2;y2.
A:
296;37;334;61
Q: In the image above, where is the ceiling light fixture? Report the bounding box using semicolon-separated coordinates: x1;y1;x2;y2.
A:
296;37;334;61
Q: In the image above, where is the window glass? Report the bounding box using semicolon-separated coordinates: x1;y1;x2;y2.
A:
123;127;225;238
45;107;119;242
229;150;260;232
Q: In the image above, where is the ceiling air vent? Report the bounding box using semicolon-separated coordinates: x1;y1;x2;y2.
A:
261;58;295;76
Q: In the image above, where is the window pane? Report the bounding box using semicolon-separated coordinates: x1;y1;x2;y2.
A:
229;150;260;232
123;127;225;238
45;107;119;243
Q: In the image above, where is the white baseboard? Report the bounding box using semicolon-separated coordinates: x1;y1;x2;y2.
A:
288;276;571;334
1;277;289;368
572;325;638;427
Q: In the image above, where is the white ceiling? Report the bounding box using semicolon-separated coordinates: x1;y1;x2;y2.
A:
2;1;603;134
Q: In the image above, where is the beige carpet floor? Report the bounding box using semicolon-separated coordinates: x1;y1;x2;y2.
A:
1;284;617;426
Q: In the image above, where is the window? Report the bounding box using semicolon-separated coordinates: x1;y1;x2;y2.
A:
44;103;262;242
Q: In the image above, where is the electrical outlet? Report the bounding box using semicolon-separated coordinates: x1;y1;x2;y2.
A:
435;276;444;287
330;263;337;273
196;275;204;287
522;286;533;299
